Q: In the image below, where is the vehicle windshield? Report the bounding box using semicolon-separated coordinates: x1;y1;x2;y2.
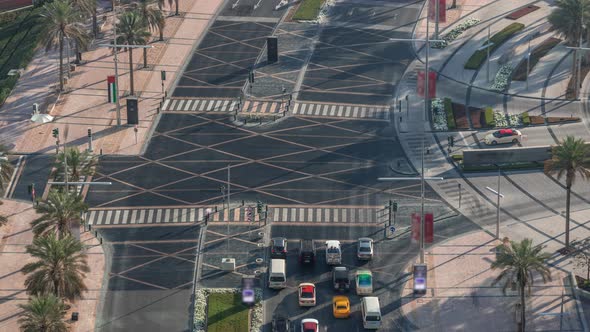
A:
493;132;501;138
270;276;285;282
274;246;284;251
360;247;371;252
327;247;340;253
337;304;347;310
301;291;313;298
358;274;372;286
366;315;381;321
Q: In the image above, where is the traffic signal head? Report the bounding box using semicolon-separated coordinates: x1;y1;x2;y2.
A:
393;202;398;212
87;128;92;137
52;128;59;138
256;200;263;213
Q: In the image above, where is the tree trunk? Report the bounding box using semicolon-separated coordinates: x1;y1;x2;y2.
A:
111;0;115;11
93;7;98;37
175;0;179;15
160;27;163;41
59;35;64;91
565;185;572;248
128;48;135;95
143;47;147;68
572;50;578;96
520;280;526;332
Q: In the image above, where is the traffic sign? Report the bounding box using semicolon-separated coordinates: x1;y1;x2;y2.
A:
389;226;396;234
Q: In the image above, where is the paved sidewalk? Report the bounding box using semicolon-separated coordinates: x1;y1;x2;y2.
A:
400;231;587;331
0;199;105;332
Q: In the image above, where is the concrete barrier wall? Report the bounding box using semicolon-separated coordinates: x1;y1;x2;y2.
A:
463;145;552;167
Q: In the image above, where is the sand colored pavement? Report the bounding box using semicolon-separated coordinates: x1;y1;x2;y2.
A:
0;199;105;332
2;0;220;155
401;231;586;331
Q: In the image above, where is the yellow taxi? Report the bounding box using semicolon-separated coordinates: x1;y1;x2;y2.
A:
332;295;350;318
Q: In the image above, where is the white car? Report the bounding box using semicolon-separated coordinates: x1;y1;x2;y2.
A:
325;240;341;265
484;129;522;145
356;270;373;295
357;237;374;260
298;283;316;307
301;318;319;332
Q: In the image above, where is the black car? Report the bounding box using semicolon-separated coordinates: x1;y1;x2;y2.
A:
272;315;291;332
271;237;288;259
333;266;350;291
299;239;315;264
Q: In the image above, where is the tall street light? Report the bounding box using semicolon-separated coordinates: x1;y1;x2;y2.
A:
485;164;504;239
476;26;493;82
98;6;152;126
526;38;531;90
388;1;444;264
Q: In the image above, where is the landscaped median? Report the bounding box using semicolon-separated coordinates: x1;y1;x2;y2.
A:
292;0;325;20
512;37;561;81
194;288;263;332
464;23;525;70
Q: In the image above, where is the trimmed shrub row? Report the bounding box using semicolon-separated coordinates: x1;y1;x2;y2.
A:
443;98;455;130
464;22;525;70
484;107;494;127
522;111;530;125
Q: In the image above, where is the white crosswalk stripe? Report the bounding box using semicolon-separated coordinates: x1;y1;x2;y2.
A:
270;207;382;224
86;206;386;225
163;98;238;113
293;102;390;120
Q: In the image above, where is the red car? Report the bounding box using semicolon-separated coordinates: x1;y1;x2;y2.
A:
301;318;319;332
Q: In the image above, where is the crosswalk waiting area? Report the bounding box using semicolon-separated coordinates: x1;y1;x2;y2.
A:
85;206;386;225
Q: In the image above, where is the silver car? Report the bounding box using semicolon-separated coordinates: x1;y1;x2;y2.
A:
484;129;522;145
357;237;373;260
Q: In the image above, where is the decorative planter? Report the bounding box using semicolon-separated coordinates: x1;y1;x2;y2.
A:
255;258;264;265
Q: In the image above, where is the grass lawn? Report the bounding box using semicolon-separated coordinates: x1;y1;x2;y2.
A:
292;0;325;20
207;292;249;332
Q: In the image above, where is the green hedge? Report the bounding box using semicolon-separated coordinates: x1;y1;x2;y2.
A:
292;0;325;20
521;111;530;125
484;107;494;127
0;74;19;105
443;97;455;130
464;23;525;70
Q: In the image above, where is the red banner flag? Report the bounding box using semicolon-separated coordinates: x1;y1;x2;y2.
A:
417;71;437;98
428;0;446;23
425;213;434;243
411;213;421;244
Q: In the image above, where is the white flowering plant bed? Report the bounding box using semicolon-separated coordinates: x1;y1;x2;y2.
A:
194;287;264;332
493;111;508;128
432;18;480;49
432;98;448;131
491;65;513;92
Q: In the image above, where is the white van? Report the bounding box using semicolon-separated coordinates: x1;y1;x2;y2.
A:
325;240;341;265
361;297;382;329
268;259;286;289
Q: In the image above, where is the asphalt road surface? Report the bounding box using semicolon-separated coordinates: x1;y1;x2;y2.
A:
95;225;200;332
87;113;434;208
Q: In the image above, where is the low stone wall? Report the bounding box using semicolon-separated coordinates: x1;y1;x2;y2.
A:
463;145;552;167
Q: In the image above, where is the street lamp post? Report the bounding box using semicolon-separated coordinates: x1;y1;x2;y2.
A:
526;41;531;90
98;5;153;126
485;165;504;239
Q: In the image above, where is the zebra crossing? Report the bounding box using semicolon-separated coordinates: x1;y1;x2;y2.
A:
293;102;390;120
162;98;238;113
85;206;386;226
161;98;392;120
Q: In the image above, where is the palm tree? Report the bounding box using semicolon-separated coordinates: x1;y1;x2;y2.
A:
548;0;590;94
0;144;14;192
544;136;590;250
18;294;68;332
132;0;165;66
31;190;88;239
55;147;97;181
491;238;552;332
21;233;89;301
40;0;91;91
116;11;151;95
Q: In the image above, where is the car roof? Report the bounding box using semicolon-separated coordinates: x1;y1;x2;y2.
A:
499;129;515;134
272;237;285;244
326;240;340;246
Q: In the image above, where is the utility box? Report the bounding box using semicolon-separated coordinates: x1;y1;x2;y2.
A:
126;97;139;125
221;258;235;271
